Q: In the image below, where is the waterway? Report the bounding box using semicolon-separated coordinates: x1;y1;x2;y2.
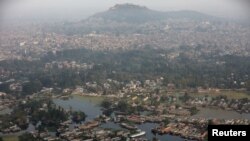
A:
1;95;250;141
53;95;250;140
53;95;189;141
53;95;103;121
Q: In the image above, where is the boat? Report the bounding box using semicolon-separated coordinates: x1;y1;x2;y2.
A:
120;123;137;130
130;130;146;138
79;120;99;130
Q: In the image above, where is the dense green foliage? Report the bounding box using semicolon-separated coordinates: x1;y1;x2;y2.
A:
0;99;69;132
247;80;250;91
0;109;28;131
19;133;36;141
24;100;68;131
179;92;191;102
22;80;43;95
116;100;130;113
189;106;199;115
71;111;86;123
0;48;249;96
163;118;170;126
101;99;113;109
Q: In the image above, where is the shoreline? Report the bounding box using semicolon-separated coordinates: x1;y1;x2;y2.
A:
71;93;120;98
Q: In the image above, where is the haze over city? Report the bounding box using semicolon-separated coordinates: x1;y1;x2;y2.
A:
1;0;250;22
0;0;250;141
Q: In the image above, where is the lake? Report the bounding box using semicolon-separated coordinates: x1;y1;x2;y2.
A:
54;95;189;141
1;95;249;141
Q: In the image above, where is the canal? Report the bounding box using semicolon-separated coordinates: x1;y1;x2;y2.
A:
53;95;189;141
1;95;250;141
53;95;250;140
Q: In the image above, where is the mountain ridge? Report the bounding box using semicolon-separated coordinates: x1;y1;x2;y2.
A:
87;3;217;23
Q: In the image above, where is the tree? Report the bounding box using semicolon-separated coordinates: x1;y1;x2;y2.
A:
163;118;169;126
189;106;199;115
19;133;36;141
100;99;112;109
22;80;42;95
0;83;11;93
180;92;190;102
117;101;129;112
72;111;86;123
155;88;160;94
246;80;250;91
152;137;159;141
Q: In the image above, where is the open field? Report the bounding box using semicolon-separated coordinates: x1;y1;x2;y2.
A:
188;90;250;99
2;135;18;141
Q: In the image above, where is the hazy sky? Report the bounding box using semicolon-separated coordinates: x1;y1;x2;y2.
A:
1;0;249;22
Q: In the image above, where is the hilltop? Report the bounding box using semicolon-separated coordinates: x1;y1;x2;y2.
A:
88;3;214;23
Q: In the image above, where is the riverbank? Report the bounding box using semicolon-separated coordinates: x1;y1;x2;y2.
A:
53;95;250;140
1;94;250;141
53;95;192;140
71;92;120;98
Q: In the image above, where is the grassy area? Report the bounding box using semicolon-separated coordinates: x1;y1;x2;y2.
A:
189;90;250;99
74;95;104;103
2;136;18;141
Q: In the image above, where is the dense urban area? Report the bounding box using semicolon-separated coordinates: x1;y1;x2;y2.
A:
0;3;250;141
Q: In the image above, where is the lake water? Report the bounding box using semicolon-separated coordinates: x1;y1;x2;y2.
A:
53;95;250;141
53;95;189;141
53;95;103;121
137;123;185;141
2;95;249;141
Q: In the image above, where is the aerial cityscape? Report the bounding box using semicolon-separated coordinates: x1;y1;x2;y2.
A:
0;0;250;141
